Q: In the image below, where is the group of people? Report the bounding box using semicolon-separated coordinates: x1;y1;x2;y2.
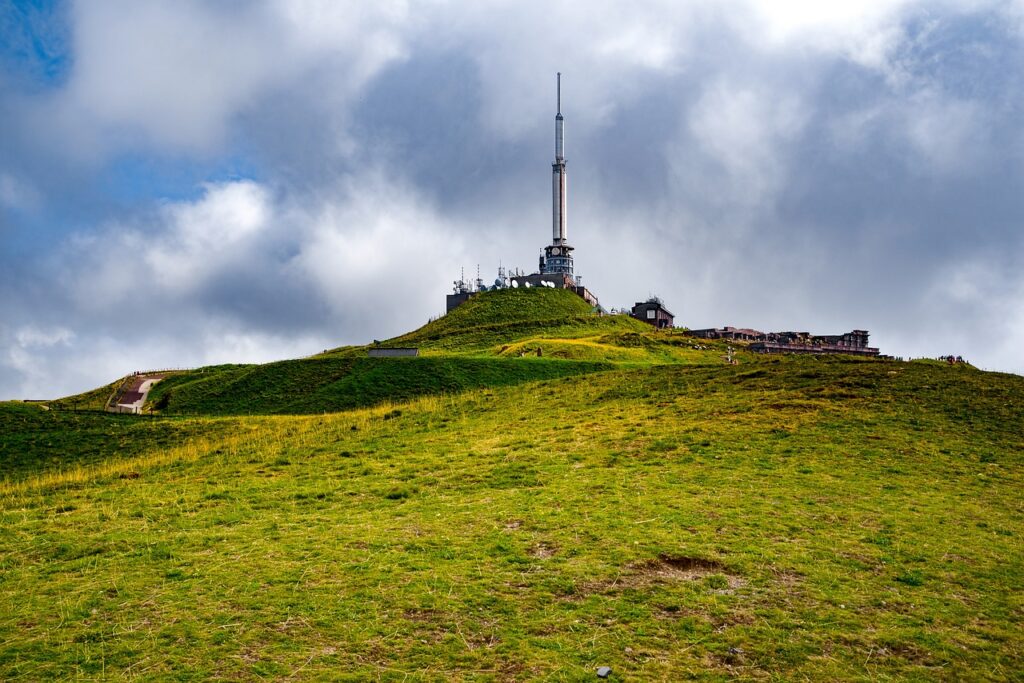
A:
939;355;966;364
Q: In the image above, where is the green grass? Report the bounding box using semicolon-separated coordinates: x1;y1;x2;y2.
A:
2;289;1022;679
0;402;233;483
145;356;613;416
382;288;652;353
49;379;121;411
412;286;599;331
143;291;693;417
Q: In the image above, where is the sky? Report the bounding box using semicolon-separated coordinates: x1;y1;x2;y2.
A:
1;0;1023;399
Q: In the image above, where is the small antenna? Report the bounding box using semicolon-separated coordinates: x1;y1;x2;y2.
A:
557;72;561;114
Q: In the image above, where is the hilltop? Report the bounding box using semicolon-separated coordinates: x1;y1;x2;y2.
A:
2;288;1022;680
71;289;710;417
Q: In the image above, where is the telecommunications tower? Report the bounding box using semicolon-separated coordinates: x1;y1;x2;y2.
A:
540;73;573;277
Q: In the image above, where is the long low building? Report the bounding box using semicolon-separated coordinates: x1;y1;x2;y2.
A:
687;326;764;341
688;327;880;357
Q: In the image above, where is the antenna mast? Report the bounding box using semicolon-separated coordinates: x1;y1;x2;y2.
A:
544;71;572;277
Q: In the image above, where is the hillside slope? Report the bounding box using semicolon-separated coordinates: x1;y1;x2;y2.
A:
3;288;1021;680
371;287;653;352
2;358;1021;679
135;289;708;416
145;356;613;416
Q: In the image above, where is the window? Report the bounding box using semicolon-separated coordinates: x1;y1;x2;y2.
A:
647;310;656;319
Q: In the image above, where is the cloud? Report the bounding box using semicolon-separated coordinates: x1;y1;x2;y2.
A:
0;172;40;212
11;1;410;161
0;171;476;398
288;172;469;319
901;90;988;172
891;251;1024;370
2;325;75;400
54;171;469;325
685;80;809;211
2;0;1024;399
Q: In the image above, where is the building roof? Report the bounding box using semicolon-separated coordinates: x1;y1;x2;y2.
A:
632;299;674;317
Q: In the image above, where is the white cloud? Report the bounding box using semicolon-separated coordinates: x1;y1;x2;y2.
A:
743;0;912;48
61;181;271;309
907;254;1024;372
1;173;473;399
2;325;75;399
902;90;988;173
144;181;271;293
290;172;468;320
52;0;411;155
0;172;40;212
13;325;74;349
683;81;808;211
442;0;701;138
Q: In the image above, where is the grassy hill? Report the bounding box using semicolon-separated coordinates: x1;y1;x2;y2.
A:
48;378;120;411
146;356;613;416
368;287;654;353
2;288;1022;680
139;290;708;416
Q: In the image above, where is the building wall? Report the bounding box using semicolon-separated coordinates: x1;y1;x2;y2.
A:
446;292;473;313
630;302;674;328
689;327;879;356
749;342;879;357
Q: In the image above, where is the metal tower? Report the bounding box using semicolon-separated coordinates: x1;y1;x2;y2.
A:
541;73;574;277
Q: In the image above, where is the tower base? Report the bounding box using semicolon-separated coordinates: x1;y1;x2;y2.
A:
540;242;574;277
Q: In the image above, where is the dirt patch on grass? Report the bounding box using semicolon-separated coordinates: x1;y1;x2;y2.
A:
572;554;747;598
399;609;451;645
274;615;310;632
770;568;803;588
495;659;531;682
528;542;556;559
631;554;745;588
870;642;942;666
403;607;441;622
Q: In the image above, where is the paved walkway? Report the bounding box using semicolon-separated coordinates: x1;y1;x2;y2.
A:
109;374;165;414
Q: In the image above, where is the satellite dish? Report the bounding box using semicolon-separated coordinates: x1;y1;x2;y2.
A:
511;280;519;288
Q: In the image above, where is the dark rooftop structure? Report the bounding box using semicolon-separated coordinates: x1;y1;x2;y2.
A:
630;297;674;329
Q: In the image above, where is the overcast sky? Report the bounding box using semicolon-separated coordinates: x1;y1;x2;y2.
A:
2;0;1023;399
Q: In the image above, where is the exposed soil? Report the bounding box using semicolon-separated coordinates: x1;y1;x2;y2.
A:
631;554;745;588
528;542;556;559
